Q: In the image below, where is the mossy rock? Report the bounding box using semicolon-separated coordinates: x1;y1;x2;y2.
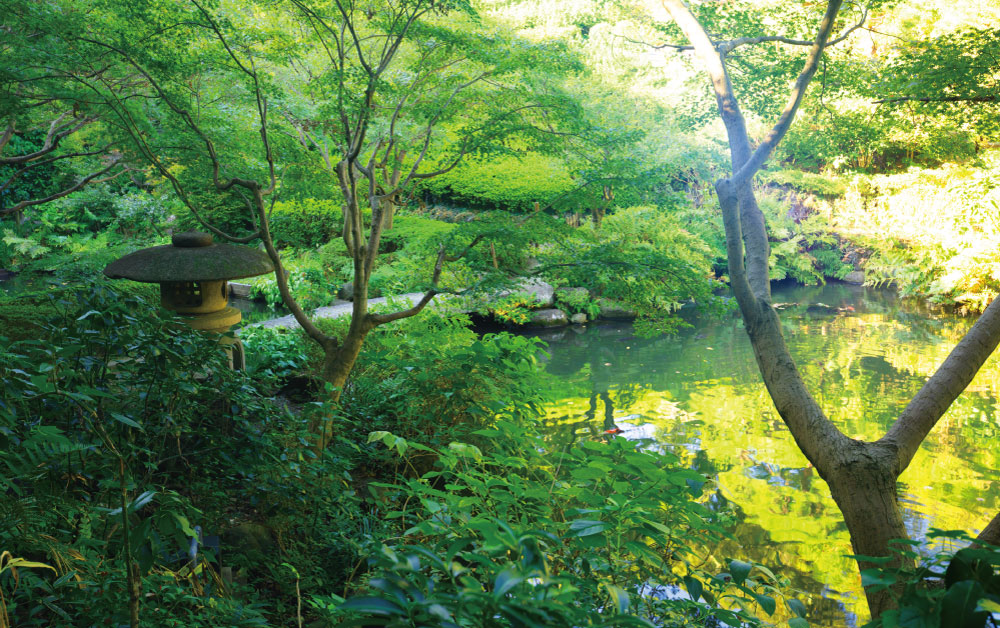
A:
0;300;59;341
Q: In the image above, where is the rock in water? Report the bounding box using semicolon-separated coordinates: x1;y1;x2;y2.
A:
337;281;354;301
842;270;865;284
528;308;568;328
597;299;636;321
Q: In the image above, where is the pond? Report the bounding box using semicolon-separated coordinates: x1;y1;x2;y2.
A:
528;282;1000;627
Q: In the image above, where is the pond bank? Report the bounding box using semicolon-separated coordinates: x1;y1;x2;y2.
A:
242;278;639;331
530;281;999;627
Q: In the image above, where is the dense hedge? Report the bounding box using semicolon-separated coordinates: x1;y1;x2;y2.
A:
268;198;342;249
419;153;575;212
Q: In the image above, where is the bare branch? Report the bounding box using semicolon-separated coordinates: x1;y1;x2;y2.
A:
624;2;865;56
733;0;845;185
368;244;447;325
0;145;112;195
882;295;1000;472
252;187;336;347
718;5;866;55
0;122;14;154
0;113;96;165
873;95;997;104
1;157;125;215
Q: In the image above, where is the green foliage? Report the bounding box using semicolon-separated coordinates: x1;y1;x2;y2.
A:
325;420;793;627
369;214;464;296
873;26;1000;137
1;229;49;262
758;195;853;285
536;206;721;334
858;532;1000;628
0;133;58;211
238;325;311;387
762;169;847;197
248;247;341;311
305;307;546;446
0;287;278;626
420;153;576;212
268;198;341;250
486;291;540;324
0;299;56;341
833;159;1000;312
379;214;456;254
779;106;980;172
42;183;171;235
554;286;600;318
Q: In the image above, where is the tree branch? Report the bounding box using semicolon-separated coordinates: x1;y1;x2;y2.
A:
367;245;447;325
1;157;126;215
0;113;96;165
873;95;998;104
974;511;1000;548
732;0;845;186
882;295;1000;473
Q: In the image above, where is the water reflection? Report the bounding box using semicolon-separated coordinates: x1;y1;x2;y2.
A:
532;282;1000;626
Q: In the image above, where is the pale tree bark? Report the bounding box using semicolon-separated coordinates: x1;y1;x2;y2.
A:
659;0;1000;619
975;511;1000;548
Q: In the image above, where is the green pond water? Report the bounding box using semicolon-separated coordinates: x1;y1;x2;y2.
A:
527;282;1000;627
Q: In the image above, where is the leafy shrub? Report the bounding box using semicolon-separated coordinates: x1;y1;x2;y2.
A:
0;287;278;626
268;198;341;249
758;195;853;284
379;214;455;253
833;158;1000;312
239;325;311;386
536;205;721;335
39;183;170;235
858;531;1000;628
485;291;539;324
777;106;978;172
761;169;847;197
323;420;799;627
419;153;575;212
307;307;546;448
554;286;600;318
0;132;58;209
369;214;468;296
247;246;343;310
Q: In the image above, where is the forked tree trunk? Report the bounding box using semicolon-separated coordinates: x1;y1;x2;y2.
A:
823;444;910;617
663;0;1000;618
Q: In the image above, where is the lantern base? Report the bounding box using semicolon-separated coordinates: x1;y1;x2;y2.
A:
173;306;245;370
181;306;242;332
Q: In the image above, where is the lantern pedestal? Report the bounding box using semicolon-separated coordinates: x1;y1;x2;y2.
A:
177;304;246;369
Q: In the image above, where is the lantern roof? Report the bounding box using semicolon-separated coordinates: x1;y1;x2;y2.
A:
103;231;274;283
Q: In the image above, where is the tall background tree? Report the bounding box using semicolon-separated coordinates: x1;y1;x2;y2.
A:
650;0;1000;618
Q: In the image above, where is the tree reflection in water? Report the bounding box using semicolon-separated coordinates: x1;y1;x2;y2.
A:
532;283;1000;627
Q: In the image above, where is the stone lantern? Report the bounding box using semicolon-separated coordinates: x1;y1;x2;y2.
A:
103;231;274;369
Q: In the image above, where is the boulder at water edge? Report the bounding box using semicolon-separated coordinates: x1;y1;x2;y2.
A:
528;308;569;328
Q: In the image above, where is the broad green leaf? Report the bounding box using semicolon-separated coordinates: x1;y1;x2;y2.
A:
339;596;403;616
729;559;753;586
603;583;630;613
494;568;523;597
786;598;808;618
110;412;142;430
683;575;703;602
